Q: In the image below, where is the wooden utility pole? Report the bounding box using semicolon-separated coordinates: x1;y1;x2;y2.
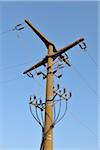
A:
43;45;54;150
23;19;86;150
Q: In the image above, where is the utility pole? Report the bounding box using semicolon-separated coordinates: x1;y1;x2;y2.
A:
43;44;54;150
23;19;86;150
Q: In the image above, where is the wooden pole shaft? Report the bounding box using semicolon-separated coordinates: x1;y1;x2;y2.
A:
43;45;54;150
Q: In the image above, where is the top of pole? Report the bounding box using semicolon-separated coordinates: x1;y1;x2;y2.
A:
25;19;57;52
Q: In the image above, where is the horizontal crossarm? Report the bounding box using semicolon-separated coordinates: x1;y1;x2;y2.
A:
23;56;48;74
23;38;85;74
48;38;85;60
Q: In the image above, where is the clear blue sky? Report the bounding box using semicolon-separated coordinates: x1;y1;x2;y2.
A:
0;1;99;150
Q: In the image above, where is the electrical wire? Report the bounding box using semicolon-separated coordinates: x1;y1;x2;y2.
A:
29;104;43;127
59;50;98;98
70;48;99;98
0;59;34;71
41;109;44;126
0;61;45;85
40;128;44;150
54;99;56;121
85;50;100;69
76;46;99;69
69;110;98;139
35;107;43;128
71;63;98;97
0;22;37;73
54;97;62;125
58;49;99;140
54;100;68;125
0;29;12;36
0;76;25;84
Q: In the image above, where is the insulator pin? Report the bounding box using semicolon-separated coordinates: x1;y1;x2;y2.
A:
57;84;60;89
34;96;36;99
63;88;66;93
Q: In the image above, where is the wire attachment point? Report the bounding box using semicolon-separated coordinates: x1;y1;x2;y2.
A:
12;23;25;31
79;42;87;50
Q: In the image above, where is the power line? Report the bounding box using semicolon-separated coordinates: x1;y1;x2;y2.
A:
0;64;46;85
0;76;25;84
61;62;98;140
71;63;98;97
85;50;100;69
0;29;13;36
69;110;98;139
0;60;34;71
76;48;99;70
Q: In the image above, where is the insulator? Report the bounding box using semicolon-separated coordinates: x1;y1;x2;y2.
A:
37;72;41;75
26;73;31;78
57;84;60;89
26;72;33;78
53;70;57;74
43;76;46;79
34;96;36;99
69;92;72;97
40;99;42;104
65;60;71;66
14;24;25;31
43;64;46;67
83;42;87;49
58;74;62;78
40;108;44;111
79;42;87;50
29;96;32;101
64;53;69;59
29;72;34;78
40;72;47;79
63;88;66;93
79;44;82;49
18;27;24;30
65;94;67;97
61;55;65;59
59;66;64;69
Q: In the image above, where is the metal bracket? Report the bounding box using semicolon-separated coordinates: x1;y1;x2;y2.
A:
79;42;87;50
13;24;25;31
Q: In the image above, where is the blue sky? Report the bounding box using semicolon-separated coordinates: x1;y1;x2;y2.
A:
0;1;99;150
